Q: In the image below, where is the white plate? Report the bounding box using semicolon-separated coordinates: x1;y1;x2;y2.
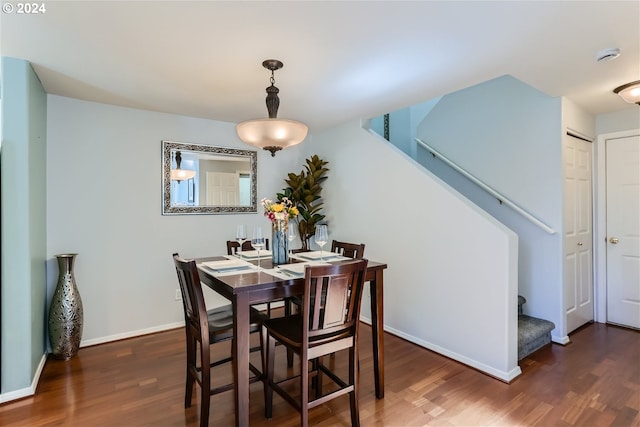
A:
279;263;307;276
297;251;340;260
279;261;331;276
202;259;252;272
237;250;272;259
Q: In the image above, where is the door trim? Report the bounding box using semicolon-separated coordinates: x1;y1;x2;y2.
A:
594;129;640;323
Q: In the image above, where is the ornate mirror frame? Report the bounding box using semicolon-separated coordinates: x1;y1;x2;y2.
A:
162;140;258;215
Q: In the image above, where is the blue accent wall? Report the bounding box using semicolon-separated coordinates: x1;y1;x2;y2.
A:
1;57;47;395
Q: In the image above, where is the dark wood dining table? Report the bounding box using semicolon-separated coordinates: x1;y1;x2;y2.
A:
196;255;387;427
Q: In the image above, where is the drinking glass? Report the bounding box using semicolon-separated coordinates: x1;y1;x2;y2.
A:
314;224;328;261
236;224;247;254
287;222;296;259
251;227;265;269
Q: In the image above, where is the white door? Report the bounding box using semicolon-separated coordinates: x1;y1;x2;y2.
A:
206;172;239;206
563;135;594;333
606;135;640;329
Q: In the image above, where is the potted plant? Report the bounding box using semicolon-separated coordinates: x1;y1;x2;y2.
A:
277;155;329;251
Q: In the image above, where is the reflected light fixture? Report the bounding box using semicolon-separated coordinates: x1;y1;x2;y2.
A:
170;151;196;181
613;80;640;105
236;59;308;157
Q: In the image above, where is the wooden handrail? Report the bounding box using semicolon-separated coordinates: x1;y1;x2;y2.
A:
415;138;556;235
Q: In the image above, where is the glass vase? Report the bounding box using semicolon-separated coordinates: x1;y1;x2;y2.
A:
271;219;289;265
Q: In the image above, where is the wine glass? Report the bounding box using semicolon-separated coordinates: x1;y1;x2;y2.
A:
314;224;328;261
236;224;247;254
287;222;296;259
251;227;265;269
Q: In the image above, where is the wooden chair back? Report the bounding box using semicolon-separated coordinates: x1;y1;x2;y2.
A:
226;239;270;255
302;259;368;349
173;253;208;344
331;240;366;259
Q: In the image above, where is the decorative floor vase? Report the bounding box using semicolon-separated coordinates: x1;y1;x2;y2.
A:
49;253;84;360
271;220;289;265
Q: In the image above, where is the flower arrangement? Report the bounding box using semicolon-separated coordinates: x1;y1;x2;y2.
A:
261;197;299;223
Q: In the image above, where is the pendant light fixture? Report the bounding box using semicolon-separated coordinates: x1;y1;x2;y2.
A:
236;59;308;157
613;80;640;105
170;151;196;181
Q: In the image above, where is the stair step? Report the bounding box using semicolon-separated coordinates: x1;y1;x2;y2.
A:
518;315;554;360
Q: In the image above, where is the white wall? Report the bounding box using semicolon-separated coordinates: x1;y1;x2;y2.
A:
414;75;567;342
46;93;522;381
596;108;640;135
311;120;521;381
46;95;304;345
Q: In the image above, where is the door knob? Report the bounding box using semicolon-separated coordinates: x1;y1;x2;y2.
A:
609;237;619;244
577;242;583;246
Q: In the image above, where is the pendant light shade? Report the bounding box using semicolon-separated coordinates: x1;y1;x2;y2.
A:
170;151;196;181
613;80;640;105
236;60;308;156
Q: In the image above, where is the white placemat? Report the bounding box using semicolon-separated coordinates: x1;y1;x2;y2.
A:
201;258;253;272
237;249;272;259
291;251;347;261
277;261;331;277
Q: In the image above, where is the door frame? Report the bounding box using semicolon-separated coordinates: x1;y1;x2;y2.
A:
594;129;640;323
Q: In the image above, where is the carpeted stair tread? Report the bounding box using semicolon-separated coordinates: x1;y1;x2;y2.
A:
517;296;555;360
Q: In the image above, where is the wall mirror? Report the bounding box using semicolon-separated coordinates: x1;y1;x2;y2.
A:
162;140;257;215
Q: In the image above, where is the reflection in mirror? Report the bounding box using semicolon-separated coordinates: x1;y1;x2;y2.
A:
162;140;257;215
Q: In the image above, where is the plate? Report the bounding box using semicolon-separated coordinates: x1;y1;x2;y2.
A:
237;250;272;259
298;251;340;260
279;263;307;276
202;259;252;272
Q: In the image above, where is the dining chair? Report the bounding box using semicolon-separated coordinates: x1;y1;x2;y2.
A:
330;240;366;259
262;259;369;427
286;240;365;313
285;240;366;365
172;253;267;427
226;238;270;255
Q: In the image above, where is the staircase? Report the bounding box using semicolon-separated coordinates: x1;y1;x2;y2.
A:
518;296;555;360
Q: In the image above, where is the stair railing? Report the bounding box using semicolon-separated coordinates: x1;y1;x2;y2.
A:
416;137;556;235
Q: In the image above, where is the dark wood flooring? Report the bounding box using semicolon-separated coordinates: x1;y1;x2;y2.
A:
0;322;638;426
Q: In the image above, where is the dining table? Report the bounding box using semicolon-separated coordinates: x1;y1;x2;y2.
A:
196;250;387;427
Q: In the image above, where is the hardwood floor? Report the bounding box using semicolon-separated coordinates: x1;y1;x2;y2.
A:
1;322;638;426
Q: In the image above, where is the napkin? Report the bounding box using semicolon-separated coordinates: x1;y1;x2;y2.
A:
202;259;252;272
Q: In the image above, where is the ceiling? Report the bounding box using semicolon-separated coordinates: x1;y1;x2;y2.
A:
2;1;639;133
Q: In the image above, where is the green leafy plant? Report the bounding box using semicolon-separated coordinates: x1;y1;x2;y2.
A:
277;155;329;250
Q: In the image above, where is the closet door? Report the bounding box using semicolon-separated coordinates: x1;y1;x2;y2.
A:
563;134;594;333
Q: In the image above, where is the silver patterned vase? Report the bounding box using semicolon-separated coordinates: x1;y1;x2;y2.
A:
48;253;83;360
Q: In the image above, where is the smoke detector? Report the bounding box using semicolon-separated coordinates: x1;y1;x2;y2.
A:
596;48;621;62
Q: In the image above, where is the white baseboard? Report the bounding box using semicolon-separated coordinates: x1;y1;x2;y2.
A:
359;315;522;383
80;321;184;348
552;334;571;345
0;353;47;404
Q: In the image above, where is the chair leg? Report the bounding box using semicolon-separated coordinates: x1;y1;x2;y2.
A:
349;347;360;427
301;354;309;427
199;342;211;427
315;356;323;398
185;335;195;408
285;299;295;367
264;330;276;420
